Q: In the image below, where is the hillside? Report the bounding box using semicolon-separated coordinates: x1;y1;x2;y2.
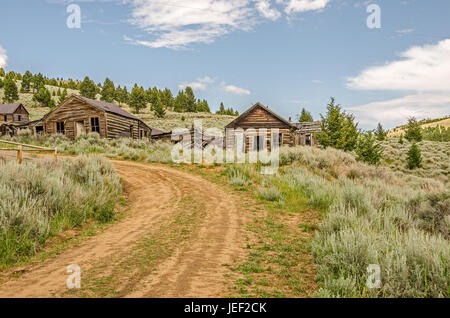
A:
0;79;236;132
388;116;450;137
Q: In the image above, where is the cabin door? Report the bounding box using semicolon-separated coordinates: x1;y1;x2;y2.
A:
76;121;86;137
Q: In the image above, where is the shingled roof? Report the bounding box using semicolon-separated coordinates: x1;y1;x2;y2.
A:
0;103;28;114
77;96;140;121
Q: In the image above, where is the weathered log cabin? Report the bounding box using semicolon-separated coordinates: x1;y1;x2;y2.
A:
32;95;152;139
225;102;321;151
0;103;30;124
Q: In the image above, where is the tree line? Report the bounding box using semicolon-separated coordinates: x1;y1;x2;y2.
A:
0;67;238;118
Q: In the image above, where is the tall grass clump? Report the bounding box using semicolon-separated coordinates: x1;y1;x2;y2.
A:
0;155;122;267
227;144;450;298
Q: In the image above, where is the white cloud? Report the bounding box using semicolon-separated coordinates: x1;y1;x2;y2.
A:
255;0;281;20
312;79;323;84
346;93;450;128
179;76;215;91
0;45;8;69
221;83;251;95
347;39;450;92
284;0;331;14
123;0;331;49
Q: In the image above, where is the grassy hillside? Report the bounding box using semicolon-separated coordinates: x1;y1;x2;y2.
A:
389;117;450;137
0;79;236;131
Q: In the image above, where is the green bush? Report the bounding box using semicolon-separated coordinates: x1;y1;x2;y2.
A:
407;143;422;170
0;155;122;267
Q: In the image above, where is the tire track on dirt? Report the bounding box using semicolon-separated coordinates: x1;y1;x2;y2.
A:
0;160;247;298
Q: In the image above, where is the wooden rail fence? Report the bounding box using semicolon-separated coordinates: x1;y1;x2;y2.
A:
0;140;57;164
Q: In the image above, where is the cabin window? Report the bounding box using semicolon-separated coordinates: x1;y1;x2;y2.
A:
2;115;6;122
90;117;100;133
35;126;44;134
279;133;283;147
56;122;65;134
17;115;22;122
140;129;144;139
253;135;264;151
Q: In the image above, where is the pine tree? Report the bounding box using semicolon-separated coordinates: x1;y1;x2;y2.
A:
162;88;174;110
58;88;68;104
174;90;187;112
404;117;423;142
153;94;166;118
185;86;196;112
115;85;129;106
0;78;3;89
80;76;97;99
129;84;147;114
299;108;313;122
375;123;386;141
407;143;422;170
33;85;55;107
21;71;33;93
100;78;116;103
316;97;358;151
2;76;19;103
355;131;382;165
32;73;45;93
399;134;404;144
0;67;5;77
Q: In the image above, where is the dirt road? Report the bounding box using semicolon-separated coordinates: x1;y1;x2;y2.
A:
0;160;247;298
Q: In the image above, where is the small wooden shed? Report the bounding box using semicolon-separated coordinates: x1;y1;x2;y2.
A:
0;103;30;124
33;94;152;140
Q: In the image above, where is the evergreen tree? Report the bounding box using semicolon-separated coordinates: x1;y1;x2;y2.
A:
299;108;313;122
58;88;68;104
185;86;196;112
0;78;3;89
153;94;166;118
33;85;55;107
316;98;359;151
129;84;147;114
174;90;187;112
162;88;174;110
21;71;33;93
32;73;45;93
355;131;382;165
80;76;97;99
399;134;404;145
0;67;5;77
407;143;422;170
375;123;386;141
2;76;19;103
404;117;423;142
147;87;159;110
115;85;129;106
100;77;116;103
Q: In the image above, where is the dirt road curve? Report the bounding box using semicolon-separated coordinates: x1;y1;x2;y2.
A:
0;161;246;298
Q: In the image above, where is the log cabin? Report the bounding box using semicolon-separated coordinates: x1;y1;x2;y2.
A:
32;94;152;140
0;103;30;124
224;102;321;151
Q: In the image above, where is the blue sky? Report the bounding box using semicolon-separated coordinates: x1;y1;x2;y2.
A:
1;0;449;129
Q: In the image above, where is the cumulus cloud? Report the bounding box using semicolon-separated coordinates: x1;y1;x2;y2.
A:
346;93;450;128
179;76;215;91
0;45;8;68
221;83;251;95
123;0;331;49
347;39;450;92
347;39;450;127
284;0;331;14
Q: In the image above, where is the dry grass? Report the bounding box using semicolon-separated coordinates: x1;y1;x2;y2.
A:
389;118;450;137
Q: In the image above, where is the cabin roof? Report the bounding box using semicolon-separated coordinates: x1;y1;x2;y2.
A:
225;102;294;129
0;103;29;115
151;127;166;136
77;96;139;121
291;121;322;133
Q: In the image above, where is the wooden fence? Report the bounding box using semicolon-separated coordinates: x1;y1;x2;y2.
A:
0;140;57;164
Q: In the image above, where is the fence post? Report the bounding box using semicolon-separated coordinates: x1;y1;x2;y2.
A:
17;145;23;164
54;147;58;162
